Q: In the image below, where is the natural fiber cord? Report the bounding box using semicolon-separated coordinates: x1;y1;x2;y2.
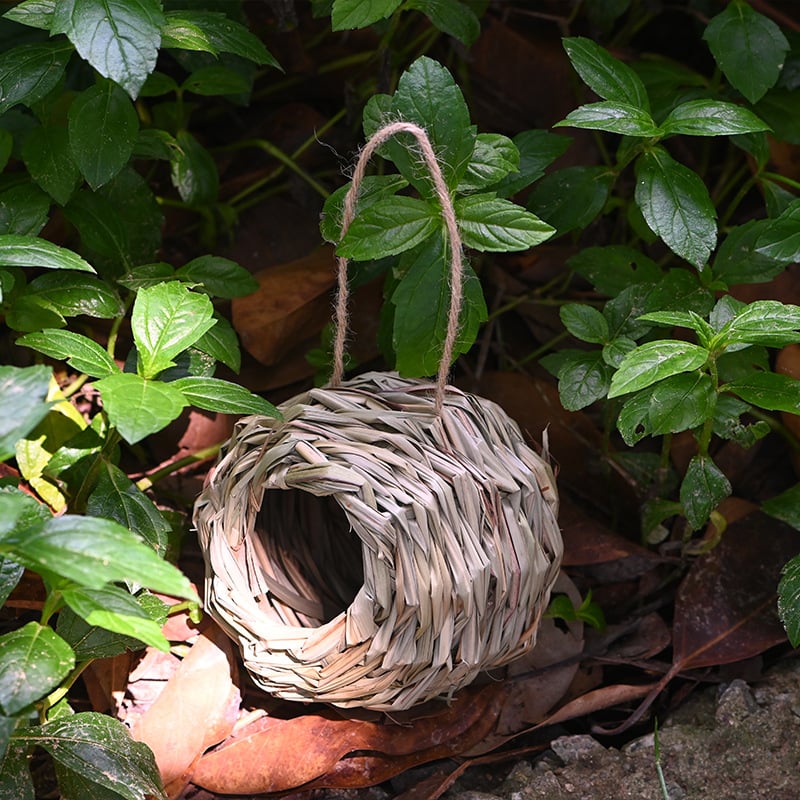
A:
193;122;563;710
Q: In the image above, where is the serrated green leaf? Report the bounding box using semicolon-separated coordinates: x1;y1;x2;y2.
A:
68;83;139;190
18;713;166;800
458;133;519;193
456;193;555;251
556;101;659;136
55;759;140;800
182;64;250;96
56;605;142;661
17;328;120;378
170;130;218;207
703;0;789;104
139;70;179;97
634;146;717;268
175;255;258;298
3;513;195;599
51;0;165;99
567;245;661;297
87;462;171;556
602;336;636;368
194;314;241;373
0;365;53;461
0;736;34;800
21;272;123;320
764;485;800;531
321;175;409;244
407;0;480;46
617;390;652;445
0;41;72;115
156;348;215;382
0;183;51;236
117;263;174;291
647;372;716;435
388;56;475;195
660;100;770;137
22;125;81;206
172;376;280;417
724;372;800;413
560;303;609;344
331;0;402;30
63;189;131;269
716;300;800;347
490;129;571;198
390;235;486;375
527;166;613;236
645;268;715;317
61;584;168;652
0;622;75;715
779;554;800;647
160;12;216;53
680;454;731;530
554;350;611;411
94;373;187;443
0;234;93;272
711;393;769;447
131;282;216;378
755;200;800;262
563;36;649;109
3;0;55;30
0;557;24;608
608;340;709;398
133;128;179;160
714;219;789;286
637;310;713;342
337;195;438;260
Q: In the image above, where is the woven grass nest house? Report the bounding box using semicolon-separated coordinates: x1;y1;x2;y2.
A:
194;371;564;712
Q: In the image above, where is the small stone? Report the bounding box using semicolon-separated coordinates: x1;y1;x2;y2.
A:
550;734;605;765
715;679;758;726
622;731;655;754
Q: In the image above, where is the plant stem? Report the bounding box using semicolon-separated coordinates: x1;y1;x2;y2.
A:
135;441;224;491
62;372;89;398
40;661;91;722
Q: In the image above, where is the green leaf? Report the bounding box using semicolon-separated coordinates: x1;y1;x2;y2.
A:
0;365;53;461
779;554;800;647
456;193;555;251
0;183;51;236
490;129;571;198
156;348;215;382
0;622;75;715
679;454;731;530
22;125;81;206
175;255;258;298
194;314;241;373
0;41;72;114
552;350;612;411
21;272;123;319
660;100;770;137
637;310;713;340
560;303;609;344
647;372;716;435
94;373;187;444
616;390;652;446
61;584;168;652
0;737;34;800
608;340;709;398
68;83;139;190
562;37;650;110
172;376;280;417
0;234;93;272
556;101;659;136
713;219;789;286
755;200;800;262
337;195;438;260
17;330;118;379
716;300;800;347
182;64;250;96
711;393;769;447
634;146;717;268
117;262;174;291
3;514;196;599
162;11;278;67
567;245;661;297
0;129;11;173
3;0;55;29
407;0;480;46
763;484;800;531
527;166;613;235
602;336;636;368
645;268;715;317
0;557;24;608
131;282;216;378
458;133;519;193
390;235;486;375
331;0;402;30
703;0;789;104
51;0;165;99
170;130;219;207
388;56;476;194
724;372;800;413
87;462;171;556
139;70;179;97
18;713;166;800
63;189;131;269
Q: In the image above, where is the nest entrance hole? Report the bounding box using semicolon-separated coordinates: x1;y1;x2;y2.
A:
255;489;364;627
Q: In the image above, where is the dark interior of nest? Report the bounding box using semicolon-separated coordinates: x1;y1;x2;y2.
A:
253;490;365;627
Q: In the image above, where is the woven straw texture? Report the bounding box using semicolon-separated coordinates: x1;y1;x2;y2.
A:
194;372;563;711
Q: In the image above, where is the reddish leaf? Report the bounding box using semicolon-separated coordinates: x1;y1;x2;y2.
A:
673;511;795;670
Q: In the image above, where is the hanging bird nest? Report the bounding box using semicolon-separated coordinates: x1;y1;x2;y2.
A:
193;372;562;711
